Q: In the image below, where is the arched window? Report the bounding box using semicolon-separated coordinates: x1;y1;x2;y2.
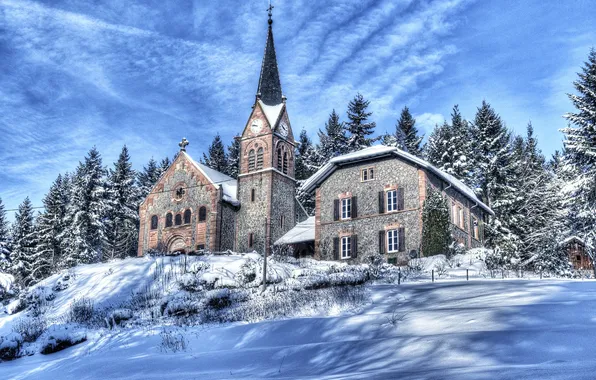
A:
248;149;255;172
151;215;158;230
283;152;288;174
199;206;207;222
256;147;264;170
175;214;182;226
184;209;191;224
277;148;283;171
165;213;173;227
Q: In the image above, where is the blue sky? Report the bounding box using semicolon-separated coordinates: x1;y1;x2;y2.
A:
1;0;595;217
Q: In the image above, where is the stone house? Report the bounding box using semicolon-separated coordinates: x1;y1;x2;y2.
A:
137;12;306;256
295;145;494;264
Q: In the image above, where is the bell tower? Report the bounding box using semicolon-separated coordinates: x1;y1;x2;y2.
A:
236;5;296;254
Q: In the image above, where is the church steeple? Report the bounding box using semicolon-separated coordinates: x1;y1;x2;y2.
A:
256;4;283;106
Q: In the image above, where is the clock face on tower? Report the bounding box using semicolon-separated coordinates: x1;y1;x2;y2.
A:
250;119;263;134
279;121;289;137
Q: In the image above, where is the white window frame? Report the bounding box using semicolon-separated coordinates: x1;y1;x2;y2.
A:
387;229;399;253
341;236;351;259
361;167;375;182
459;207;465;230
341;198;352;220
387;190;398;212
452;203;458;225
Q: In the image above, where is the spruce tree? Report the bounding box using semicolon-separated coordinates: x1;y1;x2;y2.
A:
138;158;161;199
295;129;318;215
32;175;67;281
0;198;10;272
106;146;140;260
561;48;596;276
10;197;36;287
317;109;348;164
395;106;423;157
158;157;171;177
345;93;377;152
421;187;451;257
201;134;228;174
473;101;518;259
425;121;452;168
62;147;108;266
227;136;241;179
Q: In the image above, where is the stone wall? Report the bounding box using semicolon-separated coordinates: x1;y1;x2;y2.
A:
315;156;422;264
269;173;296;245
236;171;271;253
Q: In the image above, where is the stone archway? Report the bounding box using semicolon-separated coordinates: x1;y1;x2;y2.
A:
167;236;187;254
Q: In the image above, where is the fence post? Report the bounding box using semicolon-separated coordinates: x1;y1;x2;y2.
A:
540;269;543;280
502;269;504;279
466;269;469;281
432;269;434;283
398;267;401;285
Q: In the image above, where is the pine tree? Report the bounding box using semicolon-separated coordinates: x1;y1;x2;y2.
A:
317;109;348;165
31;175;67;282
61;147;108;266
295;129;318;215
425;106;474;185
473;101;518;261
395;106;423;156
10;197;36;287
345;94;377;152
201;134;228;174
227;136;241;179
106;146;140;260
0;198;11;272
421;187;451;257
138;158;161;199
561;48;596;277
159;157;171;176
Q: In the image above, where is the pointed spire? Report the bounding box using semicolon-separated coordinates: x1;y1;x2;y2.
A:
256;3;283;106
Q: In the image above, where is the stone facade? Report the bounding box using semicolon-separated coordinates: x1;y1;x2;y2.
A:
313;154;490;264
137;153;233;255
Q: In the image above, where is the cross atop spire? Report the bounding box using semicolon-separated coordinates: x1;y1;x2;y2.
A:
267;2;274;25
179;137;189;151
256;1;283;106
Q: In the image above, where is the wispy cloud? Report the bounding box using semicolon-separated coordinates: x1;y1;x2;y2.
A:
1;0;594;217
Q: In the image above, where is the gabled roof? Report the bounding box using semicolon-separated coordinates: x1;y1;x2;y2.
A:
275;217;315;245
183;152;239;206
301;145;494;215
256;19;283;106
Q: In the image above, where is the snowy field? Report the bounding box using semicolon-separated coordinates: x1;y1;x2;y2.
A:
1;254;596;379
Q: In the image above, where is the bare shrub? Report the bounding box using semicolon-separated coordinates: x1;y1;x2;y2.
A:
12;316;47;343
0;333;23;361
67;298;94;324
159;328;187;353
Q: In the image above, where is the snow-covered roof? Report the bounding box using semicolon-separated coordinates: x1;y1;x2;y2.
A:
301;145;494;215
258;100;284;127
275;216;315;245
185;152;239;206
561;236;585;246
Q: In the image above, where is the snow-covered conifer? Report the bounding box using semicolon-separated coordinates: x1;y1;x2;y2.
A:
138;158;161;199
344;94;377;152
105;146;140;260
395;106;423;157
227;136;241;179
0;198;11;272
317;109;348;165
10;197;36;287
201;134;228;174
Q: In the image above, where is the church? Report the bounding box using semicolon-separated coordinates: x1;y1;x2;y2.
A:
137;9;306;257
137;8;493;263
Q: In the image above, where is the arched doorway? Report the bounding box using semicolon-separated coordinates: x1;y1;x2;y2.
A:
167;236;187;254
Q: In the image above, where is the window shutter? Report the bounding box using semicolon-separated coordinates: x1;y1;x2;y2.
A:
351;235;358;258
397;188;405;211
378;191;385;214
352;196;358;218
378;230;386;254
398;227;406;252
333;237;339;260
333;199;339;221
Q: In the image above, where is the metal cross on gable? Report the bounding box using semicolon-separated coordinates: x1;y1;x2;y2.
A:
267;1;274;21
179;137;189;151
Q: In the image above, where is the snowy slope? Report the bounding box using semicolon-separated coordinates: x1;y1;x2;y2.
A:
2;280;596;379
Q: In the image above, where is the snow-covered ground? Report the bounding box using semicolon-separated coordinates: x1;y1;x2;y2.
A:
2;253;596;379
1;280;596;379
